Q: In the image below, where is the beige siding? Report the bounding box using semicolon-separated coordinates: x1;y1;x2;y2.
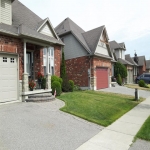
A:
95;44;109;56
39;23;54;37
0;0;12;25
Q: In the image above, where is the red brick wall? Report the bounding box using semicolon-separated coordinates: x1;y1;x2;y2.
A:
54;45;61;77
92;56;111;77
65;56;90;87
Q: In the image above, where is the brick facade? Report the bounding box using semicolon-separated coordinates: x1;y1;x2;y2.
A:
65;56;90;87
54;45;61;77
139;64;146;75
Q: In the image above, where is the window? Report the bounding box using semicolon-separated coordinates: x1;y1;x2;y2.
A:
10;58;15;63
144;74;150;77
43;47;54;75
3;57;7;62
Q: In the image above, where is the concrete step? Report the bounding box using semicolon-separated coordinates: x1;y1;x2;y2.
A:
26;96;55;102
111;82;119;87
28;93;52;98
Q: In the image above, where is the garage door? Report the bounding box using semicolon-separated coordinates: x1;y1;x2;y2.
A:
0;54;18;102
127;70;133;83
96;68;108;89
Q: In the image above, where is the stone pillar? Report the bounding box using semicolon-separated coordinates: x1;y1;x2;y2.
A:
22;73;29;102
109;76;112;87
46;74;51;89
90;77;96;90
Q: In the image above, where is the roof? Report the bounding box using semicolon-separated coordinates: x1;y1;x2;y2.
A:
0;0;64;45
55;17;111;58
118;58;134;66
146;60;150;69
109;41;122;50
137;56;146;66
125;54;138;66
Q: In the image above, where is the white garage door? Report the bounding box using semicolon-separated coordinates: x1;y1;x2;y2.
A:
0;54;18;102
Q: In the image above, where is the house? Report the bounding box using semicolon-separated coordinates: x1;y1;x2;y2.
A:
133;54;146;75
146;60;150;73
55;18;112;90
0;0;64;103
109;41;134;83
125;54;138;82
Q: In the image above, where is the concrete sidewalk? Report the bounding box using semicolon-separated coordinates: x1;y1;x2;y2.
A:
76;96;150;150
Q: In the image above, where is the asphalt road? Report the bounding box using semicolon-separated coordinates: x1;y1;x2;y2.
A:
0;99;103;150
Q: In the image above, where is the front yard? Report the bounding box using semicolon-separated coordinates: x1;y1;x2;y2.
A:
125;84;150;91
58;91;144;127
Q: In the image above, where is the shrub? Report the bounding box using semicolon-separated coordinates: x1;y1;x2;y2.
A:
138;80;145;87
117;74;122;85
51;81;61;96
41;77;46;89
69;80;74;92
62;76;70;92
51;75;63;86
60;50;66;79
145;84;149;88
73;85;80;91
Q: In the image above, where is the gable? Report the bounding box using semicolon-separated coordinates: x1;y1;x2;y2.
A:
95;29;109;56
39;23;55;37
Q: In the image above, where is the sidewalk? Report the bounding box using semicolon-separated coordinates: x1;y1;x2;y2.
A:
76;96;150;150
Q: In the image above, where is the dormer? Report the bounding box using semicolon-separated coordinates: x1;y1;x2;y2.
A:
0;0;14;25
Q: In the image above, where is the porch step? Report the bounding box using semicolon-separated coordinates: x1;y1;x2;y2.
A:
26;93;55;102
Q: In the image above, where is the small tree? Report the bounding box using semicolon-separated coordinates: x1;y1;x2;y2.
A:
117;74;122;85
52;81;61;96
60;49;66;79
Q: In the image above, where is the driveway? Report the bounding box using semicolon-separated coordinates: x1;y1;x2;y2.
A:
0;99;103;150
100;86;150;98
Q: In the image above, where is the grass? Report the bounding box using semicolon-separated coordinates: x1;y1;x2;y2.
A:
125;84;150;91
58;90;144;127
135;116;150;141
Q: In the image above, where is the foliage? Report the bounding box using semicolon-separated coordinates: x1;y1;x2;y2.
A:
144;84;149;88
138;80;145;87
136;116;150;141
37;72;44;79
29;80;36;89
62;76;70;92
58;91;143;127
73;85;80;91
51;75;63;86
60;49;66;79
41;77;46;89
51;81;61;96
117;74;122;85
69;80;74;92
114;62;127;78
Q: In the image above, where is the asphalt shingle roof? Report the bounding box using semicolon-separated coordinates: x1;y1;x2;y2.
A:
136;56;146;66
0;0;64;45
109;41;122;50
125;54;138;66
118;58;133;66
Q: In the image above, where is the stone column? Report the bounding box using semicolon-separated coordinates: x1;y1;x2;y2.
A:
90;77;96;90
46;74;51;89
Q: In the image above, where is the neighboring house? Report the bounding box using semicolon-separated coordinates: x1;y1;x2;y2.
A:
146;60;150;73
0;0;64;103
109;41;134;83
55;18;112;90
133;54;146;75
125;54;138;82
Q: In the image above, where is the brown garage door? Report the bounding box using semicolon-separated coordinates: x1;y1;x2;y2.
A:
96;68;108;89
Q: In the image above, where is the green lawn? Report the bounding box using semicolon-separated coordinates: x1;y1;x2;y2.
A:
135;116;150;141
58;91;144;127
125;84;150;91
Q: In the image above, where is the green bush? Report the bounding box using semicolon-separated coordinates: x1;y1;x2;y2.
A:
51;81;61;96
41;77;46;89
117;74;122;85
73;85;80;91
51;75;63;86
62;76;70;92
69;80;74;92
138;80;145;87
145;84;149;88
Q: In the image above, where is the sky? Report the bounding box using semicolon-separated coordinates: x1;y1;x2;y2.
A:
20;0;150;60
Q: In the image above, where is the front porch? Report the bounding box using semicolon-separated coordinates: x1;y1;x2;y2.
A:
20;40;53;102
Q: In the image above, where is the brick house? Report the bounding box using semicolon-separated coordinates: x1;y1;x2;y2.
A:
109;41;135;83
55;18;112;90
0;0;64;103
133;54;146;75
146;60;150;73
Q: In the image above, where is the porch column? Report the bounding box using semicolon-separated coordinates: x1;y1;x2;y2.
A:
22;40;29;102
46;47;51;89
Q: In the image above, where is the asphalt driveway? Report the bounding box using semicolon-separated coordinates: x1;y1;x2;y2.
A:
0;99;103;150
100;86;150;98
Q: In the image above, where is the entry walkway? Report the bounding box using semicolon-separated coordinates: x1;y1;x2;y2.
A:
76;96;150;150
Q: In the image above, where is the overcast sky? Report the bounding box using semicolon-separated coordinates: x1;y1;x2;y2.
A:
20;0;150;60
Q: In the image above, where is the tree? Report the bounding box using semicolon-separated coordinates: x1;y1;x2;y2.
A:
114;62;127;78
60;49;66;79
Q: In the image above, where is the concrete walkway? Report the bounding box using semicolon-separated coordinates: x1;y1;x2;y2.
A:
76;96;150;150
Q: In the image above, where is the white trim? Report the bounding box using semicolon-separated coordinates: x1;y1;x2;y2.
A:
24;41;27;73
